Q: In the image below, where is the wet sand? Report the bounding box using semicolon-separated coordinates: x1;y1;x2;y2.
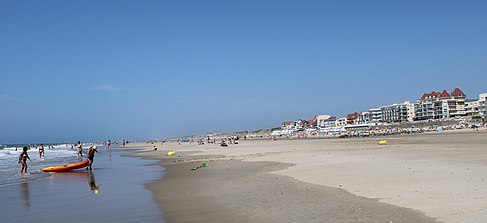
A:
148;157;437;223
129;129;487;223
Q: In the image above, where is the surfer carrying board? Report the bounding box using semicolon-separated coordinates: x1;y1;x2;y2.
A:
86;146;100;171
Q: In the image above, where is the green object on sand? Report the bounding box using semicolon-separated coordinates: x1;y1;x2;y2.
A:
191;163;207;170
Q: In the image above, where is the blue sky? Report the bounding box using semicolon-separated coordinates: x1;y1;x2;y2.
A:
1;1;486;143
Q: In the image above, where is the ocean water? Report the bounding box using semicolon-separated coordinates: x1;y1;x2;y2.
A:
0;143;97;187
0;146;165;223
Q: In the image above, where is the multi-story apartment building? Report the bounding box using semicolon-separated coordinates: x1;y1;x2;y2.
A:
465;99;480;117
415;88;466;120
479;93;487;116
368;108;382;123
380;101;415;123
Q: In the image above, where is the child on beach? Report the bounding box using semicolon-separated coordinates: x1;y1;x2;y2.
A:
77;141;83;158
18;146;31;175
86;146;100;170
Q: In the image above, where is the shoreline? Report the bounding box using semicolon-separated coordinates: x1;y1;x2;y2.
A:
0;149;164;223
126;129;487;222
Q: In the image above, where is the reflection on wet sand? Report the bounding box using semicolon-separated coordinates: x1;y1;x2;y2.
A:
88;172;100;195
20;180;30;208
49;171;100;195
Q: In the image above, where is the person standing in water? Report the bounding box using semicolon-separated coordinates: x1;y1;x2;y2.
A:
18;146;31;175
86;145;100;170
38;144;45;159
106;140;111;150
77;141;83;158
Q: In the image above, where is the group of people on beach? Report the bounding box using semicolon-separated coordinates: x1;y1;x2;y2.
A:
18;140;105;175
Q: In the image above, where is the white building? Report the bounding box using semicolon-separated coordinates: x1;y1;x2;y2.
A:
368;108;382;123
479;93;487;116
361;111;370;123
281;121;295;130
465;99;480;117
380;101;415;123
335;118;347;126
317;115;336;128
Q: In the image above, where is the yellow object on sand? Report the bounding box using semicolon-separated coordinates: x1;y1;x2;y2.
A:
378;140;387;145
166;151;176;156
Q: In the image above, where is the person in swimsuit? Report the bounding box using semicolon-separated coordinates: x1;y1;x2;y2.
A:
39;144;44;159
18;146;31;175
106;140;111;150
77;141;83;158
86;146;100;170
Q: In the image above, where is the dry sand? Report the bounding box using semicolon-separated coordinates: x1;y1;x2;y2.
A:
129;129;487;223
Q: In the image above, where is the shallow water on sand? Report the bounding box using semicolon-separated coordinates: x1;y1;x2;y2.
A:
0;149;165;223
0;144;81;186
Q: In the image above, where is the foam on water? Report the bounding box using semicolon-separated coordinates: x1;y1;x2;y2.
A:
0;143;101;187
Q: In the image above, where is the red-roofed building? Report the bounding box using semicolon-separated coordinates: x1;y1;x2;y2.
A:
452;88;466;98
346;112;361;124
416;88;467;120
346;112;369;124
296;119;309;130
307;115;318;128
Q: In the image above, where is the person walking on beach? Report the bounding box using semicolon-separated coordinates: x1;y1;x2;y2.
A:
77;141;83;158
86;145;100;170
39;144;45;159
18;146;31;175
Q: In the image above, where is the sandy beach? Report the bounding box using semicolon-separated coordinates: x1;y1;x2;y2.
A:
128;129;487;223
